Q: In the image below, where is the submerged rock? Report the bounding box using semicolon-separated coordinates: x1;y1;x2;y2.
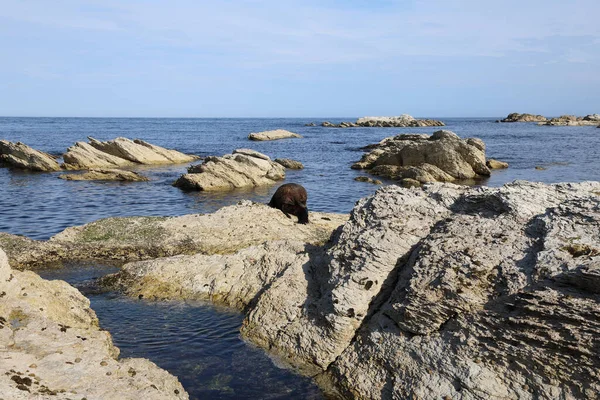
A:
174;149;286;191
0;140;61;172
274;158;304;169
321;114;445;128
0;249;188;399
497;112;547;122
92;181;600;399
354;176;382;185
248;130;302;141
352;130;491;183
62;137;198;170
58;168;149;182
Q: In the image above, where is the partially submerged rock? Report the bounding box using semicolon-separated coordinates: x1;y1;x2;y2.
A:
0;140;61;172
497;112;547;122
0;249;188;399
486;158;509;169
538;114;600;126
95;181;600;399
274;158;304;169
62;137;198;170
59;168;149;182
248;130;302;141
321;114;444;128
352;130;491;183
174;149;286;191
354;176;382;185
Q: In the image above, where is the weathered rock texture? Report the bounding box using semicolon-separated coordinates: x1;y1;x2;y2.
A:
174;149;286;191
62;137;198;170
321;114;445;128
248;130;302;141
352;130;492;184
274;158;304;169
538;114;600;126
0;249;188;399
98;181;600;399
0;202;347;269
486;159;509;169
0;140;61;172
497;112;547;123
58;168;149;182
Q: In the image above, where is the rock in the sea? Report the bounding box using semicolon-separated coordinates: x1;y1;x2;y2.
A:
248;130;302;141
174;149;286;191
538;114;600;126
0;140;61;172
497;112;547;122
91;181;600;399
486;158;509;169
62;137;198;170
304;122;317;127
59;168;149;182
354;176;382;185
274;158;304;169
352;130;491;182
0;248;188;399
321;114;445;128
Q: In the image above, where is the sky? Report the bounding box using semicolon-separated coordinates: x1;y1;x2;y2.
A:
1;0;599;117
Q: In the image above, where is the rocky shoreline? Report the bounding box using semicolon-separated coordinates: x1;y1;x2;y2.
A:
1;181;599;398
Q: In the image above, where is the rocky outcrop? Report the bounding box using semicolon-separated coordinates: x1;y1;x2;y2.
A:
248;130;302;141
274;158;304;169
62;137;198;170
0;249;188;399
497;112;547;123
538;114;600;126
351;130;491;184
0;140;61;172
59;168;149;182
94;181;600;399
174;149;286;191
321;114;445;128
0;202;347;269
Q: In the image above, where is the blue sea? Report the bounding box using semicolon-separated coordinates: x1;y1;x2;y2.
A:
4;117;600;399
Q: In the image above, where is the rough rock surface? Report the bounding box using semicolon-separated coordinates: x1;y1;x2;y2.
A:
0;202;347;269
538;114;600;126
321;114;445;128
274;158;304;169
248;130;302;141
0;140;61;172
0;249;188;399
354;176;382;184
497;112;547;122
62;137;198;170
58;168;149;182
95;181;600;399
173;149;286;191
352;130;491;183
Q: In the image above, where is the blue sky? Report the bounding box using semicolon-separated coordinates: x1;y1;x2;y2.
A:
1;0;599;117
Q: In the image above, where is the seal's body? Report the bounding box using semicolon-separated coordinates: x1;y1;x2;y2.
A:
268;183;309;224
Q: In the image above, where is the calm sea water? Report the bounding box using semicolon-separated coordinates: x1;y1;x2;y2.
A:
1;117;599;240
4;117;600;399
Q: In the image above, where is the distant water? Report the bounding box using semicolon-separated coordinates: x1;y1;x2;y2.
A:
38;264;323;400
1;117;599;241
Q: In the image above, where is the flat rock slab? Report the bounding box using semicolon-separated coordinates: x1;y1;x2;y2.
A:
248;130;302;141
58;168;149;182
0;140;61;172
0;249;188;399
274;158;304;169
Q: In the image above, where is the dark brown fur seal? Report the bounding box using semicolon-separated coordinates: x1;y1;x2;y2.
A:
268;183;309;224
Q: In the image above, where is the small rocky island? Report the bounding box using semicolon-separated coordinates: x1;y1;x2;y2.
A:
497;112;547;122
497;112;600;126
321;114;445;128
248;129;302;141
2;181;598;398
351;130;506;186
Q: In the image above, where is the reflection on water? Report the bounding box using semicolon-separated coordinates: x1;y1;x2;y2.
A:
1;117;599;240
38;264;324;400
